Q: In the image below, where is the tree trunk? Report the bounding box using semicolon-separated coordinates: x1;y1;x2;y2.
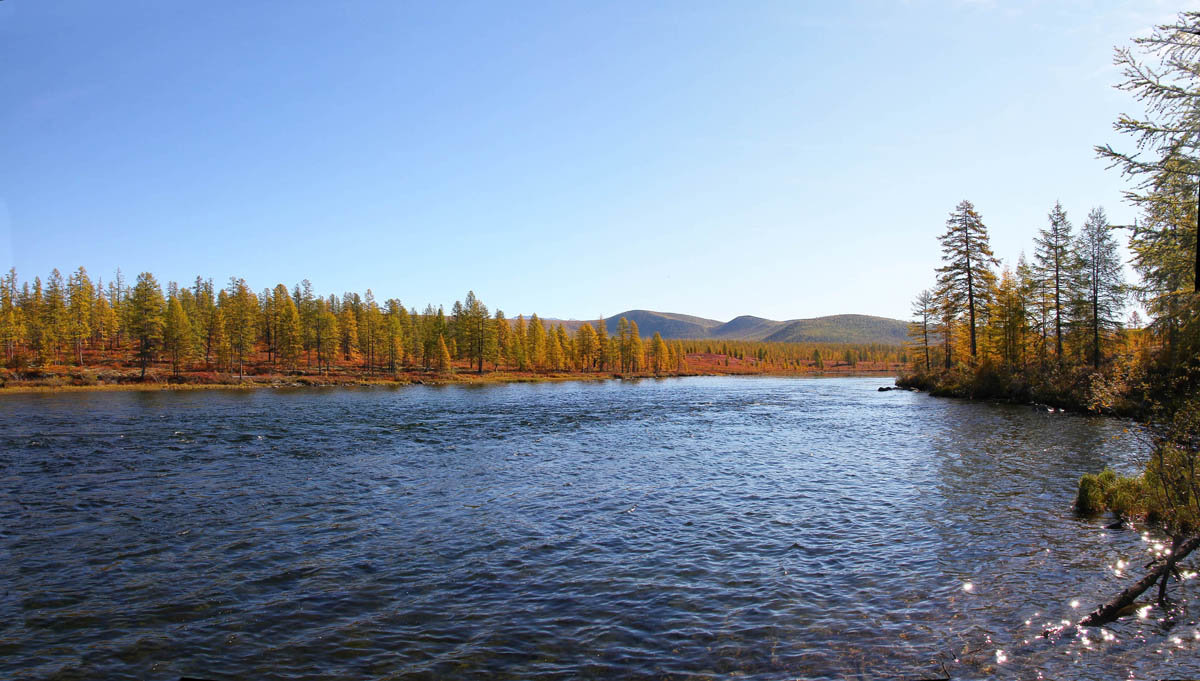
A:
1080;534;1200;627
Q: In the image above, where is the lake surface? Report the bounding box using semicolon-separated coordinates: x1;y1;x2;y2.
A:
1;376;1196;680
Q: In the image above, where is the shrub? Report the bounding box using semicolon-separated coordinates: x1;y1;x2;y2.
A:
1076;473;1107;515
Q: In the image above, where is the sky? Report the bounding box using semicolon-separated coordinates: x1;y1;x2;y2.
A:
1;0;1195;322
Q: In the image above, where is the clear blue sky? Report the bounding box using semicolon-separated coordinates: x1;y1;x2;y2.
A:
1;1;1191;321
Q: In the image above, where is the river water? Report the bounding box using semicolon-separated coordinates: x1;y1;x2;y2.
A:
1;376;1196;680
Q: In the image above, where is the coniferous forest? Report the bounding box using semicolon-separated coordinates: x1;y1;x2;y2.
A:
899;12;1200;621
0;268;907;389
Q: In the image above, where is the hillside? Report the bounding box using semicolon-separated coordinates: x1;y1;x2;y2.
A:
570;310;910;345
709;315;788;341
601;310;721;339
761;314;909;345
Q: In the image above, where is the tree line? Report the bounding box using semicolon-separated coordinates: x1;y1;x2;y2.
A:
906;198;1136;387
903;10;1200;622
0;269;693;380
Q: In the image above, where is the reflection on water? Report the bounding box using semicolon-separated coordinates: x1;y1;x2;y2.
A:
0;377;1195;680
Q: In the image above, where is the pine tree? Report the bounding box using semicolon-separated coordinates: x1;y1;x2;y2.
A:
936;200;998;362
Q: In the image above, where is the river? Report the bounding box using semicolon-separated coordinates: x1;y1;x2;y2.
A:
1;376;1195;680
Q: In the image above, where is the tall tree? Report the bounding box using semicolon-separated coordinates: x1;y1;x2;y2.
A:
127;272;165;379
274;285;303;371
163;294;195;377
1033;202;1077;362
338;303;359;363
909;289;934;371
1097;11;1200;309
43;269;68;363
1076;207;1127;368
67;267;94;365
936;200;998;361
224;278;258;381
460;291;492;373
576;322;598;371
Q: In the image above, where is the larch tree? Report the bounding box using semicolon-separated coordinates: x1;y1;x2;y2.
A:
128;272;165;379
338;304;359;363
509;314;528;370
493;310;510;370
68;267;93;365
527;314;546;370
224;278;258;381
1033;202;1078;362
1097;11;1200;313
275;289;303;371
43;269;68;363
435;334;452;373
1076;207;1127;368
575;322;598;371
629;321;644;372
909;289;934;371
163;293;195;378
313;299;338;374
936;200;998;362
990;268;1029;369
650;332;669;373
1;269;22;362
546;329;564;370
594;317;609;371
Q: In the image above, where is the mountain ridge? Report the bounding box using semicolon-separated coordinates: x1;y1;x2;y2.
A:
536;310;908;345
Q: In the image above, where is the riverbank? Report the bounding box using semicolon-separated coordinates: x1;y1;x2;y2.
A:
0;363;901;394
894;363;1145;417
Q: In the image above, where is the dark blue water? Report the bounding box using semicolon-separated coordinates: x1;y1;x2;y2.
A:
1;376;1195;680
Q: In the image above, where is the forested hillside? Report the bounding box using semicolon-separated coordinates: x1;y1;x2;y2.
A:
543;310;909;344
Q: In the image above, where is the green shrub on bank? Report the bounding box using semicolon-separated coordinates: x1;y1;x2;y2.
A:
1075;468;1149;519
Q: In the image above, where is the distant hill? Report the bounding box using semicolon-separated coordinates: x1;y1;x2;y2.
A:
761;314;909;345
709;315;788;341
562;310;912;345
601;309;721;339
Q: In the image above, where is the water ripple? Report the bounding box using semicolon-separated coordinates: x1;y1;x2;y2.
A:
0;377;1191;680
